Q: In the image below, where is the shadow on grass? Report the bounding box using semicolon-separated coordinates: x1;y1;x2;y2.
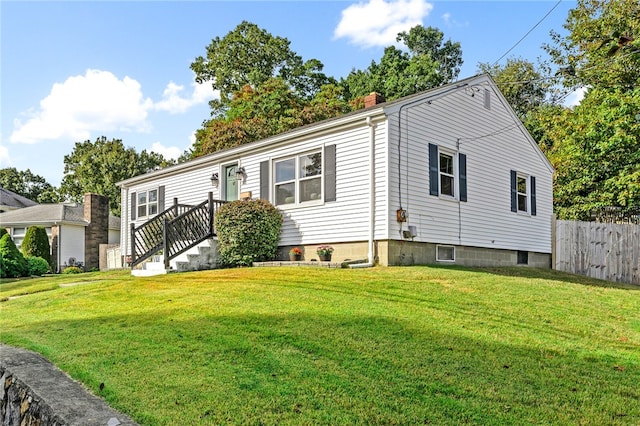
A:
414;264;640;291
3;309;639;425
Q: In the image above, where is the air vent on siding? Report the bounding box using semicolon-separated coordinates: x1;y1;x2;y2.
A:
484;89;491;110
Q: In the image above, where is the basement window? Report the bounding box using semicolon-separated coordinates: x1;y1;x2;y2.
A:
517;251;529;265
436;245;455;262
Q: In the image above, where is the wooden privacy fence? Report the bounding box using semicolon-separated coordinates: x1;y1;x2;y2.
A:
554;219;640;285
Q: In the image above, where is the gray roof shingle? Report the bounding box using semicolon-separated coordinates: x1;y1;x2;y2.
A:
0;187;38;209
0;203;120;230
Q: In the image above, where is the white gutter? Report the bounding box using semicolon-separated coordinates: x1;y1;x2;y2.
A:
351;116;377;269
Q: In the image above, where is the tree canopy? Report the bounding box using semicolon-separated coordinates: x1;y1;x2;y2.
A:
545;0;639;92
0;168;61;203
191;21;334;117
342;25;463;102
60;136;173;216
535;0;640;219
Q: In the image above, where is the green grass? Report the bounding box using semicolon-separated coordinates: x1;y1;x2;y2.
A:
1;266;639;425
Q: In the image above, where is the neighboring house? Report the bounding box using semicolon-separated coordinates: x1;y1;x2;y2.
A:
0;187;38;212
118;74;553;268
0;193;120;272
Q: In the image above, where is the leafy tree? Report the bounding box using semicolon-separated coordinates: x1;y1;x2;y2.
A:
545;0;640;91
191;21;333;116
60;136;173;216
0;168;61;203
0;233;28;278
21;226;51;267
342;25;463;102
540;87;640;219
191;79;350;158
478;58;553;119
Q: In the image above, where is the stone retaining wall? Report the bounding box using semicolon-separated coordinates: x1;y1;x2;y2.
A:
1;345;137;426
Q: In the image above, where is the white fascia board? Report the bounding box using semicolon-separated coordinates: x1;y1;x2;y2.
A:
117;108;386;188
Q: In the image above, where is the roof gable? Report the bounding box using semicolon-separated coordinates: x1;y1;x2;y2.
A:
0;187;38;209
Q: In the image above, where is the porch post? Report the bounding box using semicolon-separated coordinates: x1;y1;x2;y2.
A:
163;218;170;270
208;191;214;235
130;223;136;266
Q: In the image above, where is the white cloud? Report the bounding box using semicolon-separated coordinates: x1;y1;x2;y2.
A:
564;86;588;107
150;142;182;161
9;70;217;146
0;142;11;167
334;0;433;48
153;80;217;114
10;69;153;144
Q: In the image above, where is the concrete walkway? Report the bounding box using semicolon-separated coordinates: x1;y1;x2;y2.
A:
0;344;138;425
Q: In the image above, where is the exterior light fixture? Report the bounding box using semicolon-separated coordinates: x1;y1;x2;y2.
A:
210;172;219;187
236;167;247;183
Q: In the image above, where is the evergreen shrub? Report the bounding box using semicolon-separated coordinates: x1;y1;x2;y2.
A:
21;226;51;266
215;199;283;267
0;234;29;278
27;256;50;276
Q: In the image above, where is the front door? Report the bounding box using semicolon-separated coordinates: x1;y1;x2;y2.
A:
224;164;239;201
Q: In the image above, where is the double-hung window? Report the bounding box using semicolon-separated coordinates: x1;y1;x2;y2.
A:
510;171;536;215
429;143;467;201
137;189;158;218
439;152;455;197
275;151;322;206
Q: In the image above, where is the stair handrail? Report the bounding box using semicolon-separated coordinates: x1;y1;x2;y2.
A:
130;193;227;269
130;200;194;266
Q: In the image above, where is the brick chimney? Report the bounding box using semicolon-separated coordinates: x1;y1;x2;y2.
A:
84;193;109;270
364;92;385;108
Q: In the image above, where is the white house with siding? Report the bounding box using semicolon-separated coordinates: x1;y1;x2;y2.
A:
0;193;120;272
118;74;553;268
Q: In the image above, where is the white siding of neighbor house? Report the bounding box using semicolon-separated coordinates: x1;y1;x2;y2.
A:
60;224;85;266
108;229;120;245
120;117;390;255
385;77;553;253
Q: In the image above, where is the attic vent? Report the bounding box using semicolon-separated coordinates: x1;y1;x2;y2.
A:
484;89;491;110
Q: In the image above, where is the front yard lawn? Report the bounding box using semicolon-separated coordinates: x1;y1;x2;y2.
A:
1;266;638;425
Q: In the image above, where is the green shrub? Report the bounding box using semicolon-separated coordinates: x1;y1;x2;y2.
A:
215;199;283;267
0;234;29;278
0;228;7;238
21;226;51;267
27;256;50;276
62;266;83;274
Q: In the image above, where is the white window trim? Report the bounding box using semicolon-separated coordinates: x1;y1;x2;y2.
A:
517;174;529;214
273;149;323;208
436;245;456;262
137;188;159;219
438;148;458;200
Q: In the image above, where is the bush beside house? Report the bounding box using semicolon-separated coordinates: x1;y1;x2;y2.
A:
21;226;51;268
215;199;283;267
0;233;29;278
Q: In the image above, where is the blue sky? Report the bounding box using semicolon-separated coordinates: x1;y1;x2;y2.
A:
1;0;577;187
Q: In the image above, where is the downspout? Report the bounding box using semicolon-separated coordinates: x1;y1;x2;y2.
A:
351;116;376;268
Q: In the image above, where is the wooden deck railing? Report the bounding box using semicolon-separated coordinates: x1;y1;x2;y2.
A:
130;193;226;268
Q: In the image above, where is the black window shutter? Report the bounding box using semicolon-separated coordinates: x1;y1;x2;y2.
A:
459;153;467;202
324;144;336;202
510;170;517;212
429;143;439;196
530;176;536;216
158;185;165;212
260;161;269;200
131;192;136;220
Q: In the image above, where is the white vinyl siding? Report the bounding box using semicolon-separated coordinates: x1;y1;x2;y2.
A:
59;224;85;267
120;118;390;255
386;77;553;254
